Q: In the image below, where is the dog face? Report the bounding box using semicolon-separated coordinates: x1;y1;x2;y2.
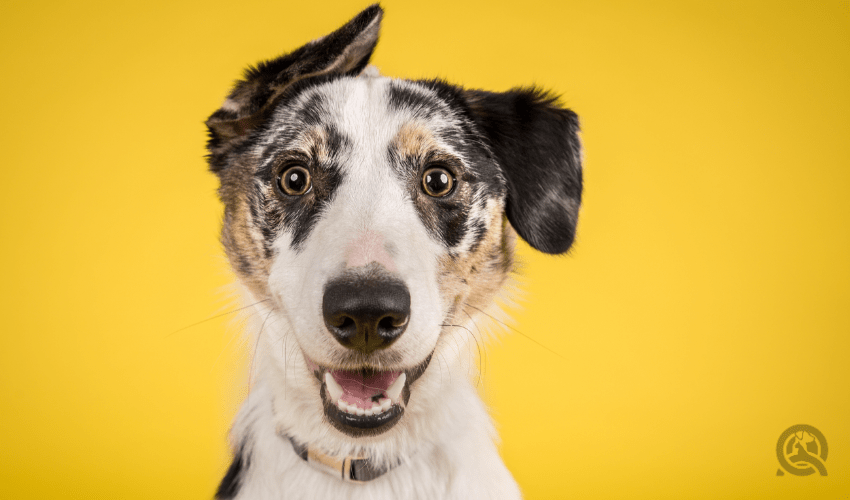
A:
206;5;581;450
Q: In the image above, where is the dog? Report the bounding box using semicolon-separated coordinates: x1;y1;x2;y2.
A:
205;5;582;498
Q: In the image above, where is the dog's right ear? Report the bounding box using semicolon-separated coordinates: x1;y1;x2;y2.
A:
205;4;383;172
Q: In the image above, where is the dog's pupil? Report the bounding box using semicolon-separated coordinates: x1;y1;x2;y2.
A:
286;170;306;192
426;171;449;195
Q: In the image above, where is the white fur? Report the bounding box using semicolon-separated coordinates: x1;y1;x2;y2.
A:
230;300;520;499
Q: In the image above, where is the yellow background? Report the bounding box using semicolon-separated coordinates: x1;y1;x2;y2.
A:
1;0;847;498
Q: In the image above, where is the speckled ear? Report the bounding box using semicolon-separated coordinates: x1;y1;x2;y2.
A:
464;88;583;254
205;4;383;172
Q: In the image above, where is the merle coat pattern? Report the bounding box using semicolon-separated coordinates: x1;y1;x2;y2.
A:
205;5;582;499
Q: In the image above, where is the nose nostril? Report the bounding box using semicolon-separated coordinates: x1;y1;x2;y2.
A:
322;273;411;354
378;316;398;331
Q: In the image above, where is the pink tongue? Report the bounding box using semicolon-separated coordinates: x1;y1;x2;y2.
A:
330;369;401;409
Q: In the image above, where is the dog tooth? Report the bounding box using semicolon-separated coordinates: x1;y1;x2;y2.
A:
371;403;381;414
380;398;391;411
364;408;374;416
355;408;365;416
337;399;346;410
324;372;344;402
386;373;406;404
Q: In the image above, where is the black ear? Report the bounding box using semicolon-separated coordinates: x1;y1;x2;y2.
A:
205;4;383;171
464;88;583;254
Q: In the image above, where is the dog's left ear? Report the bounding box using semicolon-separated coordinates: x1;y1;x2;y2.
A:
205;4;383;172
464;88;583;254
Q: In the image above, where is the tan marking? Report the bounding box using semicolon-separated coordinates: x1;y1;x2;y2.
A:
298;126;331;162
218;156;273;300
437;198;514;326
392;122;440;159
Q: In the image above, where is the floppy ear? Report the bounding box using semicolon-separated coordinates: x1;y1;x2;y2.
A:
464;88;583;254
205;4;383;172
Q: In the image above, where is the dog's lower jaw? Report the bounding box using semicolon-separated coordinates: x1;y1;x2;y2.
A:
223;360;521;500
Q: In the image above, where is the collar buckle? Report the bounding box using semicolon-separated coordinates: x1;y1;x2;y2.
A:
286;435;397;483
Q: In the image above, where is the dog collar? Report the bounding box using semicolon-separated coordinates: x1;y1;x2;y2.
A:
285;435;399;483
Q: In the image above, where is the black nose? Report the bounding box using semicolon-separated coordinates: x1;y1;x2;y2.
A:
322;276;411;355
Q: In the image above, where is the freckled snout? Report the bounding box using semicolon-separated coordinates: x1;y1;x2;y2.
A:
322;274;410;355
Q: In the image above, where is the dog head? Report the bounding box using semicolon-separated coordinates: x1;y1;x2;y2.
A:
206;4;581;457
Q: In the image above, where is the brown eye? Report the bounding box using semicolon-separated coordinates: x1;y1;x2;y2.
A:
422;167;455;197
277;165;312;196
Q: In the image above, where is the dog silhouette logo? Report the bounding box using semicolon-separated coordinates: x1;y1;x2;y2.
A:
776;424;828;476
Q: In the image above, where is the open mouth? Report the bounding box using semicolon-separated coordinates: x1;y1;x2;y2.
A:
309;355;432;437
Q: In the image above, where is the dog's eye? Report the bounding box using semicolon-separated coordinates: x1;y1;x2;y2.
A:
422;167;455;197
277;165;312;196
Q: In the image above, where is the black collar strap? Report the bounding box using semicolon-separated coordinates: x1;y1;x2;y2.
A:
285;435;399;483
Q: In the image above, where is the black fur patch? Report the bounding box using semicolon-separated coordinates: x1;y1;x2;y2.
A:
299;92;329;128
216;443;249;499
324;123;347;154
287;159;344;250
387;83;440;120
463;87;582;254
426;194;470;249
